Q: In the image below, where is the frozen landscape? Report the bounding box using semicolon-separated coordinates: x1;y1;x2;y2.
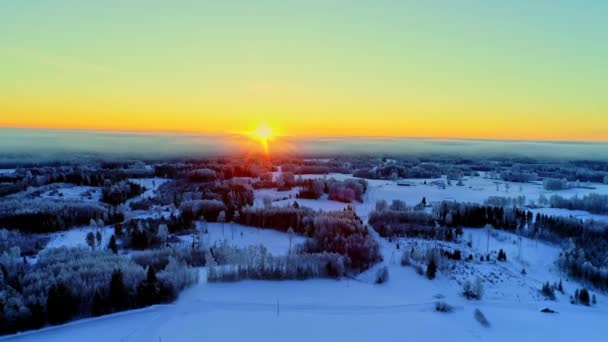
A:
3;1;607;340
1;156;608;341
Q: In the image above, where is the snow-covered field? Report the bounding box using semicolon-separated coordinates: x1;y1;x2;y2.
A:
4;238;607;342
4;173;608;342
269;173;608;222
128;177;168;200
40;185;101;202
44;226;115;250
178;222;307;255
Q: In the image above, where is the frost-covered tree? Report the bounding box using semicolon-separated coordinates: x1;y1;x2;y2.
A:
389;199;406;212
375;266;389;284
218;210;226;237
538;193;549;206
463;277;484;300
375;199;388;212
262;195;273;209
277;172;296;190
543;178;570;191
157;223;169;245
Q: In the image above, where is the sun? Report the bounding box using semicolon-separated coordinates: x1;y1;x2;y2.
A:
248;124;275;155
252;124;274;142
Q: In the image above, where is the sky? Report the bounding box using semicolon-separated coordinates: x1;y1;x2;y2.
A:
1;0;607;141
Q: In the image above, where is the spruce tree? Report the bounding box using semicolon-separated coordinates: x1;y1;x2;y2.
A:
86;231;96;250
47;282;75;325
95;231;102;247
137;267;160;307
579;288;590;306
426;260;437;280
108;235;118;254
92;290;104;316
109;269;128;311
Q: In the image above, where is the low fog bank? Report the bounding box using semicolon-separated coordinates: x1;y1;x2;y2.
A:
1;128;607;164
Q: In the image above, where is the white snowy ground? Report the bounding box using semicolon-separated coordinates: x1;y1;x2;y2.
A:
288;173;608;221
39;185;101;202
4;174;608;341
178;222;307;255
43;226;115;250
128;177;168;201
5;230;607;342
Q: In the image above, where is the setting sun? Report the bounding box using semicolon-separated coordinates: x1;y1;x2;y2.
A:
248;123;275;155
252;124;274;142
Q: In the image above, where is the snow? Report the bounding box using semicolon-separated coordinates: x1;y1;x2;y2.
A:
5;173;608;341
5;264;607;342
301;173;608;209
179;222;307;256
0;169;15;175
39;185;101;202
125;177;170;219
128;177;168;201
253;188;300;207
44;226;115;250
292;173;608;223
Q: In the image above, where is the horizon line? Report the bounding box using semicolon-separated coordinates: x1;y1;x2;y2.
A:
1;124;607;145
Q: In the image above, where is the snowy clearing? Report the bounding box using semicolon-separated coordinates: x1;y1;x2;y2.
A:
39;185;101;202
44;226;115;250
178;222;307;256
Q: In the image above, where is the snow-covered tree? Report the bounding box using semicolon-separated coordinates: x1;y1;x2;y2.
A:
262;195;272;209
375;199;388;212
463;277;484;300
157;224;169;245
217;210;226;237
389;199;406;212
